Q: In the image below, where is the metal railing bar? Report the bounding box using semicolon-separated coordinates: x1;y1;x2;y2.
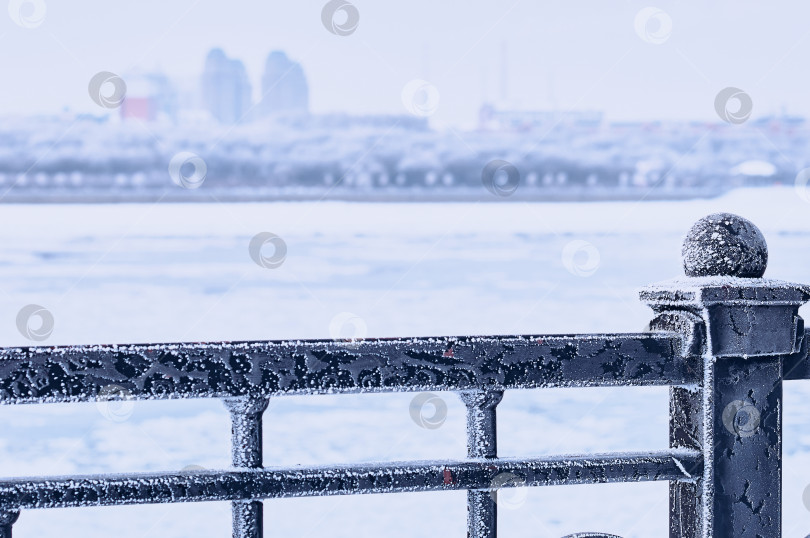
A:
0;510;17;538
0;333;692;404
0;450;701;510
224;396;268;538
460;390;503;538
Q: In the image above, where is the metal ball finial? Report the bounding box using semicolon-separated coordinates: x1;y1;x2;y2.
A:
682;213;767;278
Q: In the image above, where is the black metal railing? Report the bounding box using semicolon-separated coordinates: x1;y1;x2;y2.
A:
0;212;806;537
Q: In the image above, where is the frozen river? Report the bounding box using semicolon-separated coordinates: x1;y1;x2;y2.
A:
0;187;809;536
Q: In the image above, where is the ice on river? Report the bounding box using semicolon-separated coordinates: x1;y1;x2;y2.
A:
0;186;808;536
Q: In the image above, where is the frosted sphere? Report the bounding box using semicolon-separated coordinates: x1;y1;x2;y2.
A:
682;213;767;278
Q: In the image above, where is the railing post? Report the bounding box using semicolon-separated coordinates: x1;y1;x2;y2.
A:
642;213;810;537
0;510;19;538
224;396;269;538
459;390;504;538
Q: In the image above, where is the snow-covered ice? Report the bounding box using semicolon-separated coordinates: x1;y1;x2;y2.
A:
0;186;808;536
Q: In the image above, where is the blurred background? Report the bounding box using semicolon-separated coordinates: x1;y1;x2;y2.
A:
2;1;810;537
1;1;810;201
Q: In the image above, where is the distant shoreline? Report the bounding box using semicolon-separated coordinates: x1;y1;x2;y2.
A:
0;186;727;204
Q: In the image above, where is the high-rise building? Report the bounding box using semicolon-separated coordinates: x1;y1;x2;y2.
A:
200;48;252;124
259;51;309;117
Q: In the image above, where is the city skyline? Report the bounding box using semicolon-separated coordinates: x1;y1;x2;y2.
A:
2;1;810;127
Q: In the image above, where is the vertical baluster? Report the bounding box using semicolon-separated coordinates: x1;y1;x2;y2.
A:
459;390;503;538
0;510;18;538
647;310;704;538
224;396;269;538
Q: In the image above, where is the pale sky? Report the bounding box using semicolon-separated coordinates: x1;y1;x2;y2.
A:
1;0;809;126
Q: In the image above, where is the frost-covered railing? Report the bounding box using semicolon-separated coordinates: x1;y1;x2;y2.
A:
0;213;807;538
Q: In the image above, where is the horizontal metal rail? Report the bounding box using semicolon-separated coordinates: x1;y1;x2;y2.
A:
0;450;701;510
0;333;693;404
